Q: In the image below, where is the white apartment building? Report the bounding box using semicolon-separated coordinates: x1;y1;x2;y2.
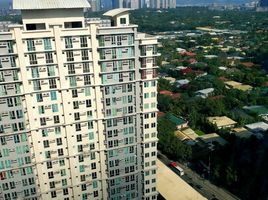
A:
0;0;159;200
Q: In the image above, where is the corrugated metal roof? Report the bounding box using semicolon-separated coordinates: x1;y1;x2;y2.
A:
13;0;91;10
103;8;130;17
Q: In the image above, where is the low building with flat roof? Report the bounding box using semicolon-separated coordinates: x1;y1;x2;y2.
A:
157;159;207;200
207;116;237;129
245;122;268;133
231;127;254;139
198;133;227;146
225;81;253;91
163;76;176;83
195;88;214;99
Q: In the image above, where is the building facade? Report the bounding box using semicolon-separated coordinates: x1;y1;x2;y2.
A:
0;1;158;200
140;0;175;9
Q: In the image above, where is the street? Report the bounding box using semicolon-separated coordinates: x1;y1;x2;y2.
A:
158;152;240;200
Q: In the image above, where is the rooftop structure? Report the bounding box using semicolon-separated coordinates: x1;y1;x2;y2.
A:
231;127;254;139
176;79;190;87
13;0;91;9
198;133;227;146
195;88;214;99
225;81;253;91
157;159;207;200
207;116;237;129
103;8;131;17
167;114;188;130
163;76;176;83
245;122;268;133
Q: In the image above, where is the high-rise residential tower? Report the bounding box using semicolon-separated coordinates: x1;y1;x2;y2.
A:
0;0;159;200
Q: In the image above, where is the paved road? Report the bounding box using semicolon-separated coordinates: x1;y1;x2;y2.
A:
158;152;240;200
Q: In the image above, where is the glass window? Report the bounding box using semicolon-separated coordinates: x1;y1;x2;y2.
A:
31;67;39;78
65;37;73;48
50;91;57;100
52;104;59;112
43;38;52;50
47;66;55;76
27;39;35;51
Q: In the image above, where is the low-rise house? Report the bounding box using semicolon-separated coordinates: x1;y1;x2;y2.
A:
231;127;254;139
184;51;196;57
245;122;268;133
207;116;237;129
195;88;214;99
159;90;181;99
163;76;176;84
240;62;255;68
159;90;173;96
181;67;193;75
176;79;190;87
174;128;199;145
161;61;170;65
225;81;253;91
167;114;188;130
197;133;227;146
157;111;166;118
176;48;186;53
188;58;197;64
204;55;218;59
182;128;199;140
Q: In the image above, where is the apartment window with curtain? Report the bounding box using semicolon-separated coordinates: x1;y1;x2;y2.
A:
65;37;73;49
0;72;4;82
69;76;77;87
7;41;14;53
43;38;52;50
47;65;55;76
27;39;35;51
10;56;16;67
31;67;39;78
33;80;41;91
12;70;19;81
99;36;105;47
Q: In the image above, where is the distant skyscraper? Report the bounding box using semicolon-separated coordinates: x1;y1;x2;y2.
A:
0;0;159;199
160;0;176;8
88;0;102;11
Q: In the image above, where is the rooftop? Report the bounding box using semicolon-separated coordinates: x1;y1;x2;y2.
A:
207;116;237;128
225;81;253;91
231;127;254;139
198;133;227;146
167;114;187;126
157;159;207;200
103;8;131;17
13;0;91;10
195;88;214;95
245;122;268;132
